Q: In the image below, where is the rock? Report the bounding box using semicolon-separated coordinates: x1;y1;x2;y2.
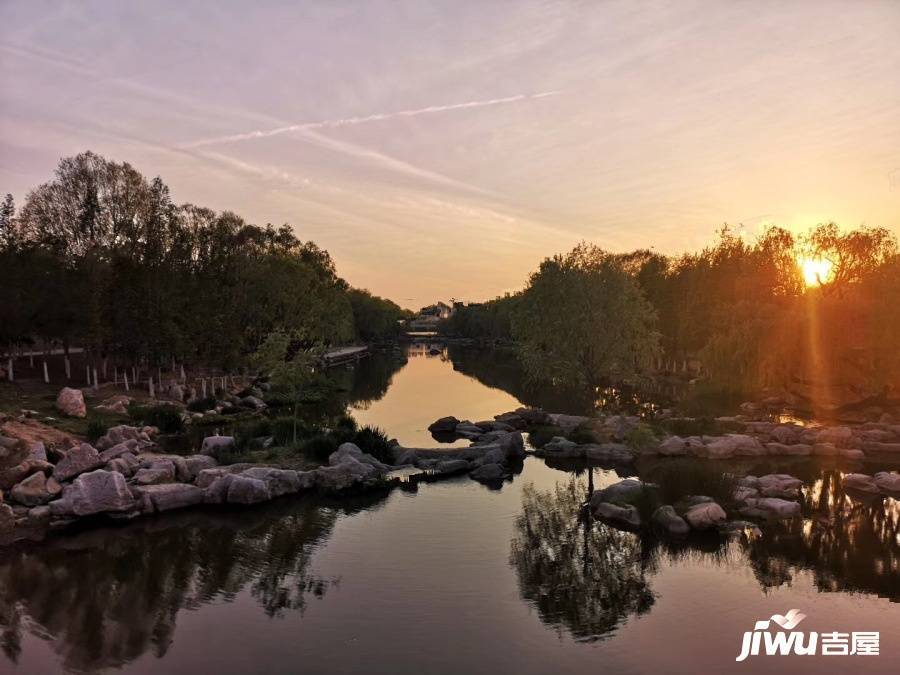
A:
53;443;104;482
816;426;855;447
493;412;526;429
98;439;140;463
95;395;132;415
812;442;839;456
594;502;641;530
765;442;812;456
0;437;28;472
732;486;759;503
514;407;551;425
68;470;136;515
0;504;14;532
27;442;47;462
742;497;801;519
757;474;803;498
0;458;54;490
652;505;690;535
470;462;505;482
590;479;647;508
539;437;583;458
133;484;204;512
861;441;900;453
874;472;900;494
840;448;865;460
493;431;526;459
328;443;390;474
226;475;271;504
240;395;266;409
428;416;460;433
704;434;765;458
315;458;378;491
55;387;86;418
200;435;235;460
203;474;236;504
843;473;879;494
547;414;591;433
11;471;60;506
134;461;176;485
240;467;302;497
583;442;634;464
95;425;155;451
684;502;727;530
657;436;687;456
184;455;218;479
435;459;470;474
769;424;801;444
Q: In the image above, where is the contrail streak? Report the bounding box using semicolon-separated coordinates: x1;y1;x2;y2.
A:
182;90;561;148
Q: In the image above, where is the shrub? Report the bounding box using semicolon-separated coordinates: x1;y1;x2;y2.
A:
568;425;599;444
624;423;658;451
353;425;392;463
187;396;217;413
234;418;273;450
128;403;184;433
297;433;340;461
271;416;317;446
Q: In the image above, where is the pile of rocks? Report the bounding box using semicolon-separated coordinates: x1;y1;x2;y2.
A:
394;428;526;484
0;424;396;540
587;473;807;537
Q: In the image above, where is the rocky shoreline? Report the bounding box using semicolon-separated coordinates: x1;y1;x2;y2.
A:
2;400;899;544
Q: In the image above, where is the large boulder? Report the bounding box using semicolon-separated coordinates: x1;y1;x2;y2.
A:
435;459;470;474
874;472;900;494
684;502;727;529
0;436;28;471
134;461;176;485
184;455;218;479
315;458;378;492
590;479;647;509
594;502;641;530
95;425;155;452
816;426;855;447
98;439;140;463
757;474;803;498
657;436;688;456
226;475;271;504
240;467;303;497
765;442;812;457
53;443;103;482
703;434;765;458
652;505;690;535
538;437;582;458
740;497;801;519
68;469;135;515
200;435;235;460
55;387;86;418
329;443;390;473
842;473;879;494
133;483;204;512
470;462;505;483
428;416;460;434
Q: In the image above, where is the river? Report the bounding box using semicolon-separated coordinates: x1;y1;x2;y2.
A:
0;345;898;674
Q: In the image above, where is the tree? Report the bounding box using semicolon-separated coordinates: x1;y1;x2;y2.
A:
512;243;659;389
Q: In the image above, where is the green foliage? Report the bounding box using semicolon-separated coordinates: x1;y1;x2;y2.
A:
128;403;184;434
512;243;660;389
439;295;518;340
349;288;409;341
568;425;600;444
352;425;392;463
624;423;658;452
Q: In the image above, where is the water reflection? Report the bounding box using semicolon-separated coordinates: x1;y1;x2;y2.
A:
0;495;385;673
745;468;900;600
510;478;656;641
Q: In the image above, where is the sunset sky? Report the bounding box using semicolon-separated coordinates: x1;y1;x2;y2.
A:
2;0;899;309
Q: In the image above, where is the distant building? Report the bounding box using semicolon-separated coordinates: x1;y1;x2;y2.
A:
407;301;455;331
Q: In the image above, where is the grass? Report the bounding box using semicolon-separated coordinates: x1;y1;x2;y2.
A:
624;423;659;451
127;402;184;433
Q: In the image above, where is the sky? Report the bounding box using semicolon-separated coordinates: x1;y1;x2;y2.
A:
2;0;899;309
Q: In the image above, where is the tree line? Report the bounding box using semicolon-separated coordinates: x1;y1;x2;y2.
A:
0;152;408;373
442;225;900;409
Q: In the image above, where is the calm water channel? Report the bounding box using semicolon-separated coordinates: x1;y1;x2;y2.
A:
0;346;897;674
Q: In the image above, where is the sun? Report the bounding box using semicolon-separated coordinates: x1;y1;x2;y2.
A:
798;256;834;288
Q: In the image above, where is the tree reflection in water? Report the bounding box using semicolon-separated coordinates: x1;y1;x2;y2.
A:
509;477;656;642
0;495;383;672
745;468;900;600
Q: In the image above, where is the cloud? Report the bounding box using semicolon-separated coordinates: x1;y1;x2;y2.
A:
180;90;562;148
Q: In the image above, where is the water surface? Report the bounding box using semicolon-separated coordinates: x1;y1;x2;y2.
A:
1;347;898;674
